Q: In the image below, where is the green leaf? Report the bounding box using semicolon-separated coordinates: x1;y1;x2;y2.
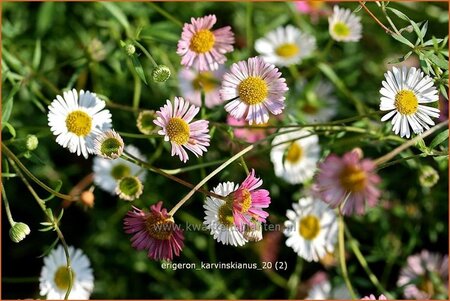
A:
391;33;414;48
386;7;410;21
426;52;448;70
420;21;428;40
439;84;448;100
38;237;60;258
410;20;423;43
101;2;130;34
32;39;42;70
42;180;63;202
429;129;449;149
1;84;17;128
36;2;55;37
131;56;148;85
3;122;16;138
38;226;55;232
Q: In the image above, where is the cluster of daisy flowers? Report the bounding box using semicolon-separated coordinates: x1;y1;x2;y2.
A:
40;5;446;299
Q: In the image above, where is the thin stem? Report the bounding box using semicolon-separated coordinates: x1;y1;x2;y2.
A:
374;121;447;166
287;256;303;299
338;212;357;299
264;270;288;289
122;151;225;200
169;145;254;216
1;182;16;226
239;156;250;175
358;1;393;35
147;2;183;27
160;159;227;175
2;143;74;201
118;131;160;139
376;153;443;170
345;226;394;299
134;41;158;67
246;2;253;55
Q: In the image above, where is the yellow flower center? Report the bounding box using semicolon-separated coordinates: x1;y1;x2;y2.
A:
110;164;131;180
190;29;215;54
218;204;234;227
285;143;303;163
192;72;217;92
65;110;92;137
275;43;300;58
54;266;75;291
299;215;320;240
145;213;174;240
419;278;435;297
395;90;419;115
238;76;269;105
308;0;325;9
333;22;350;37
238;189;252;213
166;117;190;145
302;103;319;114
340;165;367;193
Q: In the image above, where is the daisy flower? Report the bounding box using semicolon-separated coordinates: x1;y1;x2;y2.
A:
297;80;337;123
154;96;210;162
380;66;440;138
93;145;147;194
93;129;124;159
178;67;224;108
123;201;184;261
229;169;271;228
255;25;316;67
177;14;234;71
362;294;388;300
203;182;248;246
313;149;381;216
39;245;94;299
48;89;112;159
270;128;321;184
328;6;362;42
221;56;288;125
284;196;337;262
397;250;448;299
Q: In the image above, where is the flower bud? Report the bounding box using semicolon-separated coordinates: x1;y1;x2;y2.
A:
26;134;39;151
419;165;439;188
151;65;171;83
80;191;95;208
116;176;143;201
124;43;136;56
136;110;156;135
94;129;124;159
9;222;31;243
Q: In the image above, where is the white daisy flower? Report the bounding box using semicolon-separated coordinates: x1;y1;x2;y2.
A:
284;197;337;262
298;80;338;123
328;6;362;42
48;89;112;159
203;182;248;247
39;245;94;300
255;25;316;67
93;145;147;194
380;66;440;138
270;128;321;184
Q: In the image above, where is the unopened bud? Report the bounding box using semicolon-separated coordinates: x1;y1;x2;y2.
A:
419;165;439;188
26;135;39;151
9;222;31;243
151;65;171;83
80;191;95;208
125;44;136;56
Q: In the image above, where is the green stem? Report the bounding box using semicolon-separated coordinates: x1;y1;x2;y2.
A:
239;156;250;175
287;256;303;299
147;2;183;27
338;213;357;299
118;131;160;139
288;65;300;80
134;41;158;67
160;159;227;175
345;226;394;299
1;277;39;283
1;183;16;226
2;143;74;201
374;121;447;165
169;145;254;216
121;151;225;200
265;270;288;289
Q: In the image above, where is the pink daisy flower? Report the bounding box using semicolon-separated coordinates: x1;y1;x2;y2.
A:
220;56;288;125
228;169;271;229
313;149;381;215
154;96;210;163
178;67;225;108
177;14;234;71
397;250;448;299
295;1;330;23
226;115;271;143
361;294;387;300
123;202;184;261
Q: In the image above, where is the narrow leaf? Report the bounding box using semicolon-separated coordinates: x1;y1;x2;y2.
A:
131;56;148;85
391;33;414;48
32;39;42;70
429;129;449;149
101;2;130;33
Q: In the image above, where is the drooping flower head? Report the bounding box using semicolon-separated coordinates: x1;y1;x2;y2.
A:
177;14;234;71
178;67;225;108
255;25;316;67
93;145;147;194
221;56;288;125
270;128;321;184
48;89;112;158
284;197;337;262
203;182;248;246
154;97;210;162
313;149;381;215
93;129;124;159
397;250;448;299
380;66;440;138
123;202;184;261
328;6;362;42
39;245;94;299
228;169;271;229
